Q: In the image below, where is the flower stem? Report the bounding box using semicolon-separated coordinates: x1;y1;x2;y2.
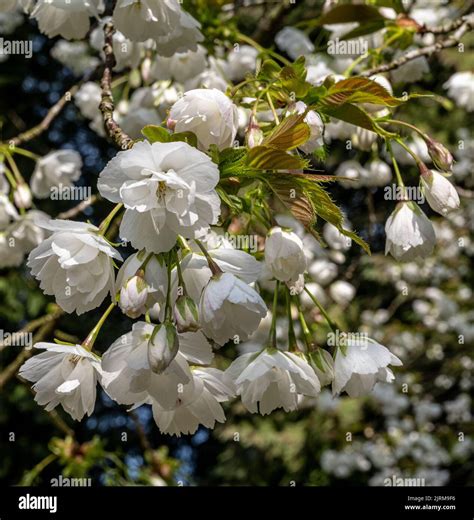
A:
395;137;423;166
303;286;338;334
269;280;280;348
194;239;222;276
82;302;116;351
386;140;405;188
384;119;429;141
98;203;123;235
266;92;280;125
236;32;291;66
285;287;297;351
295;297;313;349
4;152;25;184
164;251;173;321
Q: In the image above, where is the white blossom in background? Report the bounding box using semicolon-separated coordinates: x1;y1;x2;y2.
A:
275;26;315;60
323;222;352;251
118;88;163;139
226;348;321;414
98;141;220;253
50;40;100;76
150;368;235;436
74;81;103;133
333;337;402;397
264;226;307;284
308;258;338;286
365;160;392;187
200;272;267;345
113;0;203;57
226;45;258;81
0;193;18;229
335;160;369;189
27;220;121;314
169;88;239;151
30;150;82;199
390;52;430;84
10;209;49;254
150;45;207;83
420;170;460;215
19;343;102;420
31;0;103;40
443;72;474;112
329;280;356;307
385;202;436;262
185;68;228;92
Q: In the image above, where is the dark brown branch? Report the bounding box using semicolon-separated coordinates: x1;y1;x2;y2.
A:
99;22;134;150
361;16;473;76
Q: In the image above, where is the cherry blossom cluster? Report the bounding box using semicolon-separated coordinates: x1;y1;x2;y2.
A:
0;0;466;437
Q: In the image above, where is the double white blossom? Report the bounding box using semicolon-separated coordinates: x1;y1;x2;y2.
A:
30;150;82;199
332;338;402;397
150;368;235;436
27;219;121;314
31;0;103;40
98;141;221;253
19;343;102;421
169;89;239;151
200;272;267;345
226;348;321;415
113;0;203;57
264;226;307;284
385;202;435;262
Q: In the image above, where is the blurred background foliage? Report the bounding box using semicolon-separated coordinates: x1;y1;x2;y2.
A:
0;0;473;486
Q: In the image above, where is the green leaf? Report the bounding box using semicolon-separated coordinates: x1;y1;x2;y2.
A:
141;125;171;143
247;146;308;170
320;103;395;137
141;126;198;147
218;147;247;178
171;131;198;148
264;173;370;254
320;77;403;107
317;4;386;25
262;114;311;151
265;176;316;228
340;20;386;40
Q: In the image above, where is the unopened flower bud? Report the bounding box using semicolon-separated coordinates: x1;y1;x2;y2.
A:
246;117;263;148
420;168;460;215
14;183;32;209
147;322;179;374
119;271;148;319
174;295;199;333
166;117;177;131
426;138;454;172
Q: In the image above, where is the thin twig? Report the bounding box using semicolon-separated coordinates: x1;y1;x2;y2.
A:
56;195;98;220
361;16;473;76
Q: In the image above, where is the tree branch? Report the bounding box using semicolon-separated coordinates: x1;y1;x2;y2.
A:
56;194;98;219
361;16;473;77
99;22;134;150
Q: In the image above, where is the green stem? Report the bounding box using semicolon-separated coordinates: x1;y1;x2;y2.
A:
303;286;338;334
164;251;173;321
386;140;405;188
285;287;297;351
98;203;123;235
384;119;429;140
2;165;18;189
4;152;25;184
395;137;423;165
295;297;313;349
236;32;291;66
266;91;280;125
82;302;116;351
9;146;41;161
269;280;280;348
194;239;222;276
